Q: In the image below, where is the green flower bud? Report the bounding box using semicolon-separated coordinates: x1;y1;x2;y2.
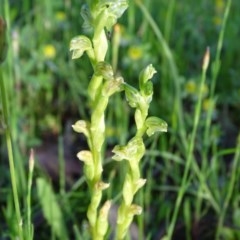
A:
133;178;146;194
112;137;145;162
122;177;145;205
117;204;141;240
95;181;110;191
141;81;153;104
77;150;93;163
91;99;108;151
124;83;142;108
102;76;124;97
139;65;155;105
70;35;93;59
72;120;90;138
87;181;110;226
95;61;114;80
129;204;142;216
88;191;102;226
139;64;157;86
97;0;128;30
96;200;111;237
145;116;168;136
77;150;94;181
122;174;134;205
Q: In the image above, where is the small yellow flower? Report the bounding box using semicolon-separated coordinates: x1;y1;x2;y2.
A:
215;0;224;13
213;0;225;26
55;11;66;21
203;98;214;111
127;46;143;60
185;80;197;94
43;44;56;59
213;16;222;26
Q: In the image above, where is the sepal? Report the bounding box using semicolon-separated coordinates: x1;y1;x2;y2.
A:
72;120;91;138
124;83;142;108
102;76;124;97
95;61;114;80
70;35;93;59
97;0;128;30
145;116;168;136
96;200;111;237
139;64;156;86
112;137;145;161
77;150;94;180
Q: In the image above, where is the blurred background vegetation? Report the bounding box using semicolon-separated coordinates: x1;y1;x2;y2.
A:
0;0;240;239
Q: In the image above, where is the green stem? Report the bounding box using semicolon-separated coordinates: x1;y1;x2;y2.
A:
215;135;240;239
27;149;34;240
167;49;209;239
203;0;232;147
164;0;176;42
195;0;232;221
0;67;23;240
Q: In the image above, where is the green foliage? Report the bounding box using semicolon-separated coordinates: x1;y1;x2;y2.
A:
36;178;67;239
1;0;240;239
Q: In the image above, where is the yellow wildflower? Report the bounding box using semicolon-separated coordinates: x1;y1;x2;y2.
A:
213;16;223;26
43;44;56;59
215;0;224;13
185;80;197;95
213;0;225;26
55;11;66;22
127;46;143;60
203;98;214;111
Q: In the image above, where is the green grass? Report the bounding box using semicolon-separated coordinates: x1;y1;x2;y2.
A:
1;0;240;239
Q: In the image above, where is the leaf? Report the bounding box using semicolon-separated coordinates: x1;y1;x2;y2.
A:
36;178;67;239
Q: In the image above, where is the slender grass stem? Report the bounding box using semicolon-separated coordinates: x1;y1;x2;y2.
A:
195;0;232;222
27;149;34;240
203;0;232;149
0;67;23;240
215;135;240;239
164;0;176;42
166;48;210;239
